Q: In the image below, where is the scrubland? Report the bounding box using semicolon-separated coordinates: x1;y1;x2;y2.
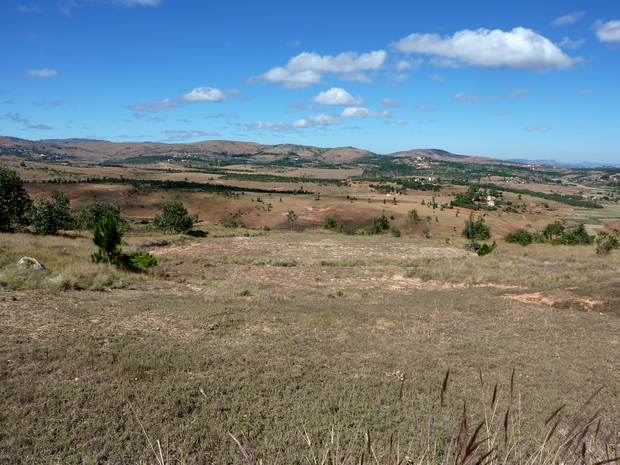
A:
2;227;620;463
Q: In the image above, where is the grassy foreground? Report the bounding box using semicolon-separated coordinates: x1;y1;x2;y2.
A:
1;229;620;463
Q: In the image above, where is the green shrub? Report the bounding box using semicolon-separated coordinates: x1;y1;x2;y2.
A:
81;199;127;231
554;223;592;245
152;199;194;234
476;241;497;256
503;228;535;246
30;190;71;235
595;232;620;255
370;212;390;234
461;213;491;241
322;216;337;230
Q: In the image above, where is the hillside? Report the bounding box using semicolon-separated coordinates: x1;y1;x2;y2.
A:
1;136;486;165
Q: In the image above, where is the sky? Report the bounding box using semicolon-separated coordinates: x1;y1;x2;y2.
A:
1;0;619;164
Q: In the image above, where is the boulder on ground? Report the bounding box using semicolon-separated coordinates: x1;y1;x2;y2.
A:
18;257;46;270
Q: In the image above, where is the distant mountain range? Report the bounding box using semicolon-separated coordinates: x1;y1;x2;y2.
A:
505;158;620;168
0;136;617;168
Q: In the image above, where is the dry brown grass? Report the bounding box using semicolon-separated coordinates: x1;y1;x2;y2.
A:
2;229;620;463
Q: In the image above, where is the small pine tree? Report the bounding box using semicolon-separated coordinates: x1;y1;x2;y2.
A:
92;212;124;265
0;166;32;232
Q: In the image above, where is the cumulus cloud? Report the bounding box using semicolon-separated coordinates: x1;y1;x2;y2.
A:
25;68;58;78
376;98;405;109
396;58;422;71
340;107;390;118
247;113;342;133
392;27;577;70
255;50;387;89
429;73;444;82
593;20;620;43
309;87;364;106
246;121;300;133
395;119;408;125
552;12;585;26
523;125;550;132
180;87;228;102
292;114;340;128
126;86;241;116
163;129;220;141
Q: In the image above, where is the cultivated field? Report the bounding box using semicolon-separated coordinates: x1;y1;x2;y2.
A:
2;228;620;463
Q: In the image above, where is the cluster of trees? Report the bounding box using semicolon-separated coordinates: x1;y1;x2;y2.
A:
0;166;200;270
503;221;593;246
1;166;196;236
220;173;348;187
322;212;400;237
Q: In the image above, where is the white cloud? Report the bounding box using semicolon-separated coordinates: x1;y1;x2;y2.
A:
126;86;240;115
246;121;299;133
340;107;390;118
377;98;405;109
163;130;220;141
593;20;620;43
552;12;585;26
309;87;364;106
506;89;529;99
396;58;422;71
452;93;485;105
257;50;387;89
260;68;324;89
126;98;182;113
25;68;58;78
580;89;594;95
392;27;577;70
416;105;437;112
492;110;510;116
115;0;161;6
429;73;444;82
180;87;226;102
17;5;42;13
292;114;340;128
523;125;550;132
395;119;408;125
559;37;585;49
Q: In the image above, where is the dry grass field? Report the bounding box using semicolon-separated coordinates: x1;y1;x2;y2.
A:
2;226;620;464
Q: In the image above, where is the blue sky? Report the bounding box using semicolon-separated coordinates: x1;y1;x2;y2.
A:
1;0;619;163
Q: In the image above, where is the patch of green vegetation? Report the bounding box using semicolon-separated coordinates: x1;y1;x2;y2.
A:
220;172;349;186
